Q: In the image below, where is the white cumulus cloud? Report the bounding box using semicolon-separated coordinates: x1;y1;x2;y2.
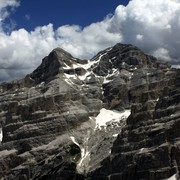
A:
111;0;180;65
0;0;180;82
0;24;58;81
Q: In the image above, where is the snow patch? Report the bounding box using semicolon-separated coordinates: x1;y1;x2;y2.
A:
64;74;76;79
95;108;131;129
78;71;90;81
166;173;178;180
103;68;119;84
80;60;98;70
129;72;134;79
64;74;77;85
82;51;108;70
72;63;80;69
63;63;71;69
62;66;71;70
112;134;118;137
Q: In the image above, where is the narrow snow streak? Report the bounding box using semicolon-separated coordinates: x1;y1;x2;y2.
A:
70;136;90;171
78;148;90;167
70;135;90;171
0;128;2;143
70;136;80;146
80;50;108;70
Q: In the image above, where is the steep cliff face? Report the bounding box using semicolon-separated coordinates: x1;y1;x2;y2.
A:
0;44;179;180
88;66;180;180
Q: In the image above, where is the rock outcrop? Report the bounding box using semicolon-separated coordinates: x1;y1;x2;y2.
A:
0;43;179;180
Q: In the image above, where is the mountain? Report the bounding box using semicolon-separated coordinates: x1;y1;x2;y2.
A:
0;43;179;180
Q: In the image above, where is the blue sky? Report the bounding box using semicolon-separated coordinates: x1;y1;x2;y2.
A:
11;0;128;31
0;0;180;82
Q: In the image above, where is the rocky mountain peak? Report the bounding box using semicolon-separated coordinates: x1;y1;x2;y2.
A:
91;43;170;77
0;43;179;180
28;48;77;84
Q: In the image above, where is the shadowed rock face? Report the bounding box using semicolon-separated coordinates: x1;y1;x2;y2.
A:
0;43;179;180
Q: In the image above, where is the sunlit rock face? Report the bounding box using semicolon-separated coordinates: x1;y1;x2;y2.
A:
0;43;179;180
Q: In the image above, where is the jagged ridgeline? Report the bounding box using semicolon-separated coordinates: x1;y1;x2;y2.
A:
0;43;179;180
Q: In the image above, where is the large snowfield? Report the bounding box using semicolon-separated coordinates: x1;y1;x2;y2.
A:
95;108;131;129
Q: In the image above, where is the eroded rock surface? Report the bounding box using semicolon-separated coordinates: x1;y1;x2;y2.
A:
0;44;179;180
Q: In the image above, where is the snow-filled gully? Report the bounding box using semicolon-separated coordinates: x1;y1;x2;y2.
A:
70;108;131;174
70;134;90;174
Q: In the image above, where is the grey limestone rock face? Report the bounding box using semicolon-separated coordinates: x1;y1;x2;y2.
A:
0;43;179;180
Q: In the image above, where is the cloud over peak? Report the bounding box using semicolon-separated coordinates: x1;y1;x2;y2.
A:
0;0;180;82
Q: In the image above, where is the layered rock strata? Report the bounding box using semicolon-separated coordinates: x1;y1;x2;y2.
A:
0;44;179;180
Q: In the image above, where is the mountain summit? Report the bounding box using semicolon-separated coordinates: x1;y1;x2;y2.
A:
0;43;179;179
